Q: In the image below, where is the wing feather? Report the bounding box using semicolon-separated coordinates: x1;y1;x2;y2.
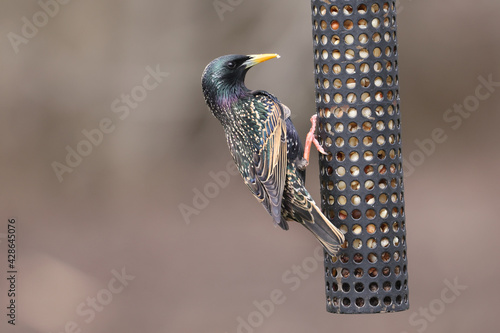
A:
251;93;287;226
227;92;288;228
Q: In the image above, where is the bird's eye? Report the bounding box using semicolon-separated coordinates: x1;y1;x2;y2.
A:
227;61;236;69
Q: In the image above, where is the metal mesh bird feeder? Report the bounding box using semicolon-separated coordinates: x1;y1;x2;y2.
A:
311;0;409;313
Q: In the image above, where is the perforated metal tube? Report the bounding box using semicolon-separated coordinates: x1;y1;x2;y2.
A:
311;0;409;313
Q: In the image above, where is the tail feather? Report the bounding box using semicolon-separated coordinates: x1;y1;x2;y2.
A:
304;204;345;256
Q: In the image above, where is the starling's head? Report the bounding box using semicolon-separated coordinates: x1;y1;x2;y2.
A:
202;54;280;120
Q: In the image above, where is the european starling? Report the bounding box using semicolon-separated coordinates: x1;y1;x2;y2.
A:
201;54;344;255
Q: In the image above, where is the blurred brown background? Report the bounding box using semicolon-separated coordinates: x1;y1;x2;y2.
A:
1;1;499;332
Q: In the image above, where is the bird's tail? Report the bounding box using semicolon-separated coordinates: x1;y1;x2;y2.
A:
304;204;345;256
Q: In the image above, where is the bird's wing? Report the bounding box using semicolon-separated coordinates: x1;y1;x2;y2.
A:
229;92;288;229
281;164;344;255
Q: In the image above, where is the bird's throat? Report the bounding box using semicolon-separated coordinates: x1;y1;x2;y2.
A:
216;82;249;110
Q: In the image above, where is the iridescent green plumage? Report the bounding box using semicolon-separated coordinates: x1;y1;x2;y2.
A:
201;54;344;255
225;92;287;225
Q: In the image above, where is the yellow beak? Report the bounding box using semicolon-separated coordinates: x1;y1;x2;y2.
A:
244;53;280;68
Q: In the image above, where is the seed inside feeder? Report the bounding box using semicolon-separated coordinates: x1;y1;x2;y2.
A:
363;151;374;161
343;5;353;15
361;92;371;102
334;93;343;103
361;78;370;87
357;4;367;14
335;137;344;147
378;164;387;174
343;20;354;30
368;268;378;278
363;136;373;147
367;238;377;249
345;34;354;44
365;179;375;190
347;93;357;103
338;195;347;204
348;122;358;132
358;33;368;44
352;225;362;235
360;63;370;73
367;252;377;262
392;222;399;231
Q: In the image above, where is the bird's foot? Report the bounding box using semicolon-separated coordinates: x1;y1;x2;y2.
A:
303;114;327;164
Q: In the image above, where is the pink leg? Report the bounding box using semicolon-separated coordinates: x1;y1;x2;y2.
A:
304;115;327;163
